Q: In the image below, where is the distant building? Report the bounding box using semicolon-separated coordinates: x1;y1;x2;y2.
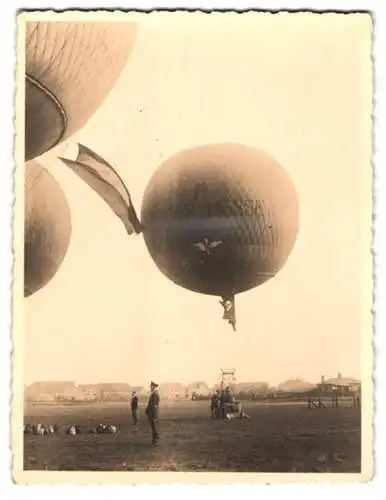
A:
78;383;132;401
131;386;148;397
318;373;361;392
277;378;315;393
98;383;132;392
26;392;55;403
75;385;97;401
56;386;87;402
82;390;98;401
186;381;211;398
78;383;97;392
25;381;77;401
78;384;96;391
235;382;269;396
97;383;132;401
159;383;186;400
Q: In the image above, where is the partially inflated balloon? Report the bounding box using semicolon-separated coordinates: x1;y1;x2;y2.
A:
140;144;299;296
25;21;138;161
24;161;71;297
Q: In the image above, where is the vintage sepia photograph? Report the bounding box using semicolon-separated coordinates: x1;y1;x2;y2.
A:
12;10;373;484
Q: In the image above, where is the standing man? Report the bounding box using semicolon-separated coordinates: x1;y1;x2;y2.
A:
145;381;160;445
219;389;227;419
210;392;218;420
224;386;232;404
131;391;139;425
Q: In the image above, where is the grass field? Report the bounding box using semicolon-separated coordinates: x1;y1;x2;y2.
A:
24;400;361;473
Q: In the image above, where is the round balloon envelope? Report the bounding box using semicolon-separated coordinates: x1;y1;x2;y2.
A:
24;161;72;297
140;144;299;296
25;21;138;161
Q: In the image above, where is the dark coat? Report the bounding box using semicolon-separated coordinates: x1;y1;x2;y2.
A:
145;390;160;419
131;395;139;410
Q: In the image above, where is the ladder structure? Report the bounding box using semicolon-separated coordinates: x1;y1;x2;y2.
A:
219;368;237;391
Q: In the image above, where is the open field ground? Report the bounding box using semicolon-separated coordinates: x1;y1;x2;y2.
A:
24;400;361;473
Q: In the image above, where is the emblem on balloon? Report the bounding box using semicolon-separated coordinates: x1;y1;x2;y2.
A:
58;142;299;331
193;239;223;255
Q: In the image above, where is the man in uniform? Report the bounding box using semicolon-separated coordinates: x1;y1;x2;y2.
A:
218;389;226;419
145;381;160;445
131;391;139;425
210;391;219;419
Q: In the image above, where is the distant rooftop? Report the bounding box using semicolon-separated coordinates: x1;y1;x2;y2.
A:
323;376;360;387
25;381;76;394
277;379;315;392
159;383;185;389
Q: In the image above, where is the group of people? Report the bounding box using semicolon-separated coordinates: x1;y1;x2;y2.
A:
210;386;249;420
210;386;232;419
131;381;160;445
131;382;250;446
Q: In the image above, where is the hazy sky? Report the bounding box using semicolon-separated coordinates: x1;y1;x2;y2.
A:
24;13;372;388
